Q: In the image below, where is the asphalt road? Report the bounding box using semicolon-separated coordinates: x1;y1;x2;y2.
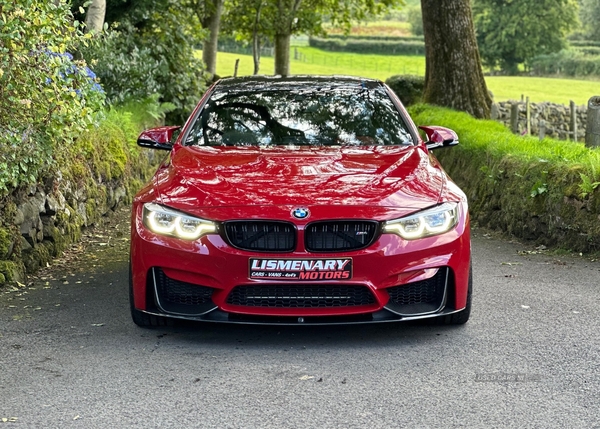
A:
1;208;600;429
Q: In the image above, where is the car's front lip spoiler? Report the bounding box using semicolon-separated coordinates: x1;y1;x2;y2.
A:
137;306;464;326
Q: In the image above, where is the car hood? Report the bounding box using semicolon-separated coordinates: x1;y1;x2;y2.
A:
154;145;445;214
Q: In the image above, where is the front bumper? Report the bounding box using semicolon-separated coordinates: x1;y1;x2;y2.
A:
130;205;471;325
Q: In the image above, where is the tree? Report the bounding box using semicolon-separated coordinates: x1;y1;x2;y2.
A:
271;0;400;76
473;0;578;74
222;0;400;76
192;0;226;76
407;6;423;36
420;0;492;119
72;0;207;122
580;0;600;41
85;0;106;33
221;0;270;74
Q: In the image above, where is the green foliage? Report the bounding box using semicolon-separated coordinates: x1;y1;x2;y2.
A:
53;96;164;206
473;0;579;74
579;0;600;41
574;46;600;56
385;74;425;106
408;104;600;251
0;0;106;196
530;171;548;198
77;0;207;124
530;50;600;77
79;24;164;105
578;173;600;198
569;40;600;48
409;103;600;167
406;6;423;37
221;0;274;50
308;36;424;55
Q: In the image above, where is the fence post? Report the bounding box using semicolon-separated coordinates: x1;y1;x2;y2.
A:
233;59;239;77
526;97;531;136
510;103;519;134
570;100;577;142
539;120;546;140
586;96;600;147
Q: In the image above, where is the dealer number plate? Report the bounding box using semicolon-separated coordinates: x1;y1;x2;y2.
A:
249;258;352;281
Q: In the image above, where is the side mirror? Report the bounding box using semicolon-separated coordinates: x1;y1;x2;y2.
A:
419;126;459;150
137;126;181;151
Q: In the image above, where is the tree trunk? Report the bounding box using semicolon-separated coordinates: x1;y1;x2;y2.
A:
201;0;224;76
85;0;106;33
252;3;262;75
420;0;492;119
274;32;291;76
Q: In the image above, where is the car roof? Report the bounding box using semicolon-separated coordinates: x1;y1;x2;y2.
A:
215;75;384;91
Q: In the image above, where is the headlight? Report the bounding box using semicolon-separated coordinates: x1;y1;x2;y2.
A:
143;203;216;240
383;202;459;240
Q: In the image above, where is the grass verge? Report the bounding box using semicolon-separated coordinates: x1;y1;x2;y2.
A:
409;104;600;252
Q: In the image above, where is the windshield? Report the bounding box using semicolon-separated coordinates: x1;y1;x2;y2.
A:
185;83;414;147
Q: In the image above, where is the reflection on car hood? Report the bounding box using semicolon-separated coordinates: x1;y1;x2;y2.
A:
155;145;444;211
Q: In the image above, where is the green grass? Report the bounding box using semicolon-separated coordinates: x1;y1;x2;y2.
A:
485;76;598;106
216;48;425;81
408;103;600;252
215;49;598;106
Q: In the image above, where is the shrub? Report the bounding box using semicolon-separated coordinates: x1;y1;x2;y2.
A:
530;50;600;77
323;34;424;42
308;37;425;56
569;40;600;48
385;75;425;106
575;46;600;56
0;0;105;196
78;5;207;124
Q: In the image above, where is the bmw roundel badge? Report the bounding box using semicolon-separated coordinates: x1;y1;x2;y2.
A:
292;207;310;219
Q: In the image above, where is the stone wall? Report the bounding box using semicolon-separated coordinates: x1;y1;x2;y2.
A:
491;100;588;141
0;152;158;285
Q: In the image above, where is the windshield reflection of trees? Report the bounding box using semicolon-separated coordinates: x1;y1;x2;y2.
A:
186;87;413;147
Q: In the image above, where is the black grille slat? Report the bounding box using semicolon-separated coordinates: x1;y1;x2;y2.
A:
154;268;215;315
227;285;375;308
386;268;447;315
224;221;295;252
306;221;378;252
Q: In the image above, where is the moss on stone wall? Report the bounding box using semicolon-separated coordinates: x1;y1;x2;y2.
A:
0;103;160;284
410;104;600;252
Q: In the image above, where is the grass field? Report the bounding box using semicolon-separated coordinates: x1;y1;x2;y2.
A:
215;50;598;106
217;48;424;81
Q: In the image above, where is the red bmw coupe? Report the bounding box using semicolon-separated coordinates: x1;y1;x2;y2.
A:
129;75;471;326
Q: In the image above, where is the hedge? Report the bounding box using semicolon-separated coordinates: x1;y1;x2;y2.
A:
575;46;600;56
530;50;600;77
323;34;424;42
569;40;600;48
408;104;600;252
385;74;425;106
308;36;425;56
